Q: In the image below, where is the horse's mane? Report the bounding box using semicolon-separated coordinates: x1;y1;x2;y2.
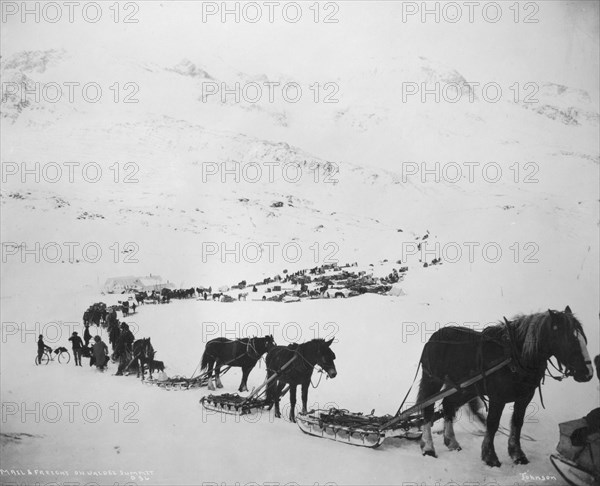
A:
509;310;585;365
301;338;328;347
509;312;549;364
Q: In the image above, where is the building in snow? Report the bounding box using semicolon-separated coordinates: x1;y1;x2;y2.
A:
103;275;174;293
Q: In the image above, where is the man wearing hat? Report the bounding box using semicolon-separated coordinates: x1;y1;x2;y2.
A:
37;334;52;364
68;331;85;366
83;322;92;347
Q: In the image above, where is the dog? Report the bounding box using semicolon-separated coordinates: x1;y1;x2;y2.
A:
149;359;165;373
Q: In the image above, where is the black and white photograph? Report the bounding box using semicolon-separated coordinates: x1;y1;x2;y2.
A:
1;1;599;485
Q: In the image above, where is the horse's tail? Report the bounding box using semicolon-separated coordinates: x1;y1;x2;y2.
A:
200;345;212;372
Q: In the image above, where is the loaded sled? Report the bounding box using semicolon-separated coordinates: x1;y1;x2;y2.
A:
296;357;511;448
296;407;440;447
551;415;600;486
145;366;232;391
200;355;296;416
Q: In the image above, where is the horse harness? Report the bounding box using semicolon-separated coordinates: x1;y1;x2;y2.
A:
266;345;326;388
400;320;570;415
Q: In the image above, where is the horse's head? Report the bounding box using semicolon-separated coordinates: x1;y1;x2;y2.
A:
315;338;337;379
142;338;155;361
263;334;276;352
252;335;277;355
547;306;593;382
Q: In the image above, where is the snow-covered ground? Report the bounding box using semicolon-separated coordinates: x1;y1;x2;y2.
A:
1;281;598;486
1;2;599;485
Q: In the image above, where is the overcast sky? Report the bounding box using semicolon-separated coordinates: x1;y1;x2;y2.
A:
2;1;599;103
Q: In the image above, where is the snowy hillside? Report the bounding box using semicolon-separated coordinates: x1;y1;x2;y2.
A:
1;2;599;486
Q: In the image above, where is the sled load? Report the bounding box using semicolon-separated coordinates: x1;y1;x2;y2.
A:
296;407;436;447
298;356;511;448
200;392;275;415
200;355;296;416
145;366;233;391
145;374;208;390
551;416;600;486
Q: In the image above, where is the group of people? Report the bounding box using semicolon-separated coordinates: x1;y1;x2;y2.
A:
66;323;111;369
37;318;136;373
36;326;108;369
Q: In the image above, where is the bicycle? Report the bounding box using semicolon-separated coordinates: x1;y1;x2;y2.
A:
35;348;71;365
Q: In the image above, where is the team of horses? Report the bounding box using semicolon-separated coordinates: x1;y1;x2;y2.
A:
198;305;593;467
88;302;593;467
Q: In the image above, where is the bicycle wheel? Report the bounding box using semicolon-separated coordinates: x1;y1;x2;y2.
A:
35;352;50;365
58;350;71;364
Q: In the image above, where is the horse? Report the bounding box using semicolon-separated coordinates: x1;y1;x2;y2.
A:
131;338;155;380
200;335;275;392
266;338;337;422
417;306;593;467
135;292;146;305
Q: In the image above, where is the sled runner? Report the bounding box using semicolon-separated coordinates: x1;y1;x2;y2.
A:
550;454;598;486
200;355;297;416
296;407;439;447
296;356;512;448
550;416;600;486
144;366;232;390
145;375;209;390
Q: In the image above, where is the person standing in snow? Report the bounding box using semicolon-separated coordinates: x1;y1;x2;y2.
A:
92;335;109;371
115;322;135;376
83;322;92;347
68;331;84;366
37;335;52;364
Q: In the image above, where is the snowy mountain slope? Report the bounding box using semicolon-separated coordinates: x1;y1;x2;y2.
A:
1;12;599;485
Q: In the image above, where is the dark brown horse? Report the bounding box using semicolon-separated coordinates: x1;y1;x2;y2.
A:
417;306;593;467
200;336;275;392
132;338;155;380
266;338;337;422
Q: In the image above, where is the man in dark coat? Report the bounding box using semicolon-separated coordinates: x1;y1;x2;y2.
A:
115;322;135;375
105;308;118;331
37;335;52;364
91;335;109;370
68;331;85;366
122;300;130;317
